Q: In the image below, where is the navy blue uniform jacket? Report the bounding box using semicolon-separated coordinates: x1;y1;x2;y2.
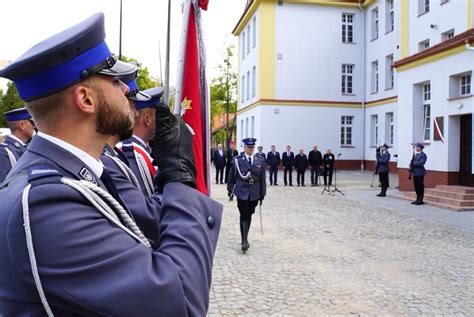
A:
377;151;391;173
227;154;267;201
0;136;222;316
0;135;27;182
412;151;427;176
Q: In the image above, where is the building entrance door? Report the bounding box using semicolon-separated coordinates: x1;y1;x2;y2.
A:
459;114;474;186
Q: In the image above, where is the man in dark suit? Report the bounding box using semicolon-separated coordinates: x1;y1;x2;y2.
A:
323;148;335;188
308;145;323;186
282;145;295;186
225;141;239;183
0;13;222;316
266;145;281;186
213;143;226;184
294;148;308;186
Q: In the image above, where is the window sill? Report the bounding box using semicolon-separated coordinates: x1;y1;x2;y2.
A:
440;0;449;5
417;11;429;18
341;145;355;148
369;145;378;148
342;93;356;96
447;94;472;101
385;87;394;91
413;142;430;146
342;42;357;44
370;91;379;95
385;29;394;35
370;37;379;42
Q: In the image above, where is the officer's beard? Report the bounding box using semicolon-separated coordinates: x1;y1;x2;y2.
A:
95;90;133;137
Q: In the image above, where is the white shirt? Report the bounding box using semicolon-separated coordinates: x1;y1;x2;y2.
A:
38;132;103;177
245;154;254;165
7;134;26;146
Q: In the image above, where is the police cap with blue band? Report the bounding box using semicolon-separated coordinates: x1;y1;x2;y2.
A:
121;70;151;102
3;107;32;122
0;13;137;102
135;87;165;110
242;138;257;146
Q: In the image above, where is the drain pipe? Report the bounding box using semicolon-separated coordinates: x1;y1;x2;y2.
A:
359;0;366;171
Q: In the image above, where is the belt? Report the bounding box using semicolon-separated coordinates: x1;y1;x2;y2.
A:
241;178;258;184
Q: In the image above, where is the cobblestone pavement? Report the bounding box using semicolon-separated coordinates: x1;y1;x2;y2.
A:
208;171;474;316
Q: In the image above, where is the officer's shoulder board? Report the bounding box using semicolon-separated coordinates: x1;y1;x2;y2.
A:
28;166;63;186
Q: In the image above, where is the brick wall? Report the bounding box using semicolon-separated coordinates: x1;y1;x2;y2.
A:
398;168;460;191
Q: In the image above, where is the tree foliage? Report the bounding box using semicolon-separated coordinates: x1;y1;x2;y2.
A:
210;45;238;147
0;81;24;127
120;56;161;90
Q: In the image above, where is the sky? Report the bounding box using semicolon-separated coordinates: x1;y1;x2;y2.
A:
0;0;246;90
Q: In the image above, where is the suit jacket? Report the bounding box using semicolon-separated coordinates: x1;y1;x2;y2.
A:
213;149;226;168
227;154;266;201
323;153;335;169
0;135;28;182
282;151;295;169
0;136;222;316
294;154;308;171
226;149;238;167
377;151;391;173
308;150;322;167
266;151;281;168
412;151;427;176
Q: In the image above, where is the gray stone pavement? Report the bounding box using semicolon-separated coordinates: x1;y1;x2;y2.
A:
208;170;474;316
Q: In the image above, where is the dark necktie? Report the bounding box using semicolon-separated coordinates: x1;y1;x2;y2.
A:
248;157;252;165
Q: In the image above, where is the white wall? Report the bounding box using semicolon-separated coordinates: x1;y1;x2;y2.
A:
274;4;363;102
408;0;469;56
364;102;398;161
397;50;473;171
239;9;259;110
240;104;365;162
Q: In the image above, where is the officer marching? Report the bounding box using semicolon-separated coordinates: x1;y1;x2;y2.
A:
227;138;267;252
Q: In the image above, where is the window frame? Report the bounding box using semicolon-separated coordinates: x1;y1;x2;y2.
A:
422;83;431;141
340;116;353;146
341;64;354;94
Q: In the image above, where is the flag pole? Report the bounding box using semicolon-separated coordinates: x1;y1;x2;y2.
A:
163;0;171;103
174;0;193;114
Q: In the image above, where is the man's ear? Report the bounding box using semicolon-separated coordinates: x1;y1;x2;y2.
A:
72;84;96;115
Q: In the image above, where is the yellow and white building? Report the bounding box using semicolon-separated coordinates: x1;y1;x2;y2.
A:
233;0;473;190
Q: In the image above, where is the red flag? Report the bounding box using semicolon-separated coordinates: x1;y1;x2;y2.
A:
199;0;209;10
180;4;208;195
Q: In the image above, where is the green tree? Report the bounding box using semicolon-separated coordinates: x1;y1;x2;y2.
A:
210;45;237;148
120;56;160;90
0;81;24;127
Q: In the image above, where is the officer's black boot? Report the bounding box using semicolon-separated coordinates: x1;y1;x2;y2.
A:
240;221;246;251
246;220;251;249
241;222;249;252
412;194;420;204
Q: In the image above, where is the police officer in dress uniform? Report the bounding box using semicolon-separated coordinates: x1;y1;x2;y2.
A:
266;145;281;186
0;13;222;316
0;108;35;182
227;138;266;252
121;86;164;197
256;145;266;161
376;143;391;197
411;143;428;205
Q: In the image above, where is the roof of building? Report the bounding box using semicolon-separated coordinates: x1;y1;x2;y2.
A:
393;28;474;69
212;113;236;133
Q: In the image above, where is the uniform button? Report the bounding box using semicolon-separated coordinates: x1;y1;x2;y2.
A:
207;216;215;228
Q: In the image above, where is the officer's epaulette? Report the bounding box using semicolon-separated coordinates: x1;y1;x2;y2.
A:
28;166;63;186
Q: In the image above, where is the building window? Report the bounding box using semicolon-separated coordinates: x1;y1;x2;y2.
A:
245;117;249;138
418;0;430;15
371;7;379;40
418;39;430;51
246;25;250;55
385;55;394;90
246;71;250;100
341;64;354;94
461;74;471;95
423;83;431;141
385;0;394;33
340;116;353;145
252;66;256;97
441;29;455;41
240;119;244;140
386;112;394;145
342;13;354;43
371;115;379;146
242;32;245;59
252;17;257;48
241;75;245;102
251;116;255;137
371;60;379;93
